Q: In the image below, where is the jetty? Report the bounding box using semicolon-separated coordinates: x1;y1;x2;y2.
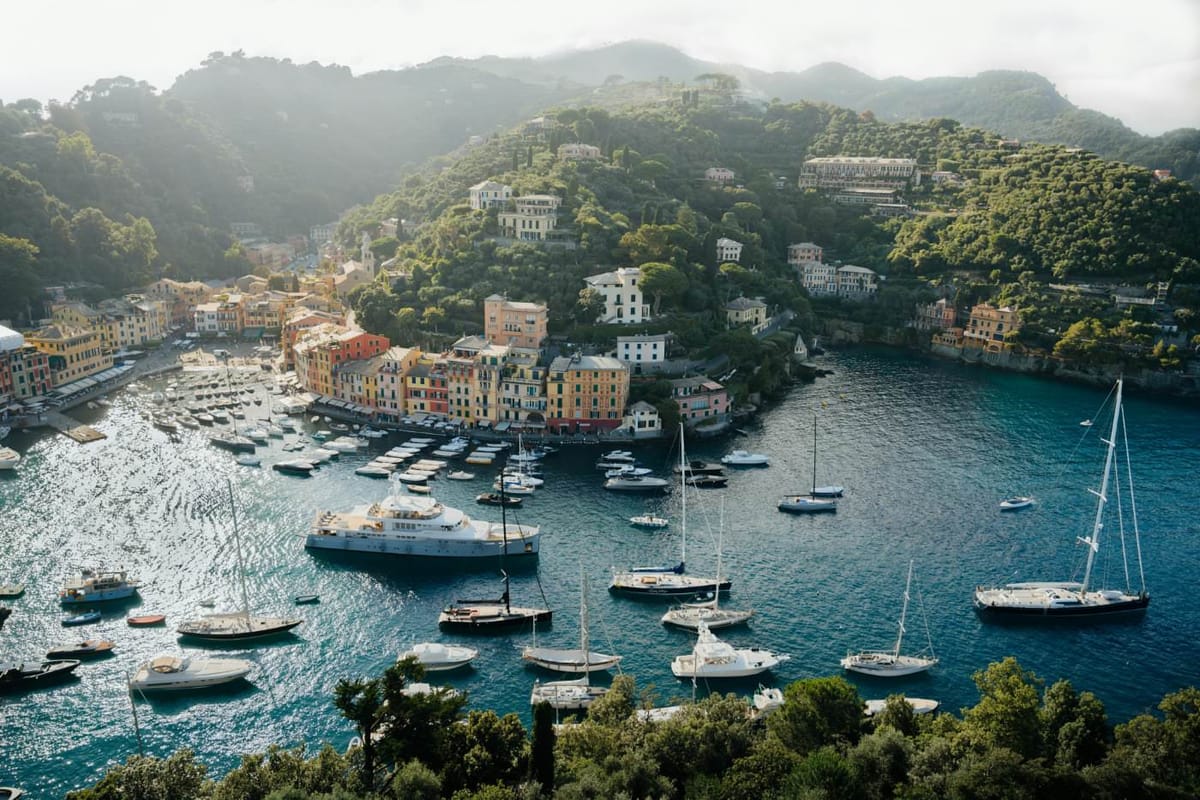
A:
41;410;107;443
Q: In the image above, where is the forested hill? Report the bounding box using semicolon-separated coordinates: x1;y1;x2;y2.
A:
426;41;1200;184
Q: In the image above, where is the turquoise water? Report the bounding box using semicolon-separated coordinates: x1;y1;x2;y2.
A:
1;348;1198;796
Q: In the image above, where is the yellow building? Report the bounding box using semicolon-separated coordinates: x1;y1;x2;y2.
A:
546;354;629;433
26;325;110;387
963;303;1021;353
725;296;768;328
375;346;421;421
500;347;548;427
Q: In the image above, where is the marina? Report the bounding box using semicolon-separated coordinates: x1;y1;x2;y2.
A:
0;347;1197;794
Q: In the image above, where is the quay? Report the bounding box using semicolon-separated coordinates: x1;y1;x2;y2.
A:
40;410;106;443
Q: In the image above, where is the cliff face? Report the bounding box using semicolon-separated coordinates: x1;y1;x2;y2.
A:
825;319;1200;398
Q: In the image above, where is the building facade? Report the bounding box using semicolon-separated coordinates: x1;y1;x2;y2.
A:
25;325;110;387
716;237;743;264
915;298;957;331
669;377;729;428
963;303;1021;353
615;333;671;373
557;143;602;161
583;267;649;324
469;180;512;211
787;242;823;266
835;266;879;297
498;194;562;241
725;297;767;327
705;167;735;183
798;157;920;190
546;354;629;433
483;294;548;349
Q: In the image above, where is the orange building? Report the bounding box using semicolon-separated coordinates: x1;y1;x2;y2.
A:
546;354;629;433
484;294;548;349
293;324;388;399
963;303;1021;353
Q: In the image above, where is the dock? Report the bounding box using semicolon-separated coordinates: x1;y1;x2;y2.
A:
41;411;107;443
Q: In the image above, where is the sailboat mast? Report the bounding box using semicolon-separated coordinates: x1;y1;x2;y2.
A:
894;561;913;657
580;567;590;683
1082;378;1123;594
500;478;511;614
227;479;252;620
812;415;818;495
679;422;687;569
714;499;724;612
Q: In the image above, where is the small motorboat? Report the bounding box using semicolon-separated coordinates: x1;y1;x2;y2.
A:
630;515;669;529
355;466;391;478
407;484;432;494
398;642;479;672
130;655;253;692
778;495;837;514
46;639;115;659
1079;419;1093;427
294;594;320;605
673;460;725;476
0;660;81;694
127;614;167;627
999;496;1036;511
62;610;102;627
0;584;25;599
476;493;523;507
721;450;769;467
273;459;316;476
198;599;216;608
864;697;940;717
235;455;261;467
687;475;728;489
447;471;474;481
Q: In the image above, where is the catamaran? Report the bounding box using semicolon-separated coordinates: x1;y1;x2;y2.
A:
974;378;1150;618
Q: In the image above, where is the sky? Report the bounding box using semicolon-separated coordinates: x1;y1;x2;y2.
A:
3;0;1198;135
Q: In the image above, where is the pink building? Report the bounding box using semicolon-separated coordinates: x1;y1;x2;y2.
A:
669;377;729;427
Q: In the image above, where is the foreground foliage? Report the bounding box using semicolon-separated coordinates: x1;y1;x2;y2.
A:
66;658;1200;800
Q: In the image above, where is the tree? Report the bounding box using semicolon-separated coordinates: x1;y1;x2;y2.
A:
333;676;385;787
962;657;1044;759
530;702;556;794
421;306;446;332
1040;679;1109;769
573;287;605;324
639;262;688;315
0;234;40;322
769;676;864;755
65;749;209;800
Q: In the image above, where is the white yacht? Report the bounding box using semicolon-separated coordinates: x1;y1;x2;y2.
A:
129;655;253;691
0;446;19;470
841;562;938;677
307;478;540;558
720;450;769;466
59;569;140;605
603;475;670;492
669;621;788;679
398;642;478;672
530;676;609;710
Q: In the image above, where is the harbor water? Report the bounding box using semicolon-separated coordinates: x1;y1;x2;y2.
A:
1;346;1198;795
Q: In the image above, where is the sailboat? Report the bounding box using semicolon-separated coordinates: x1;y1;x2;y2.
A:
439;481;552;631
609;424;730;597
524;568;621;673
809;415;845;497
779;415;840;513
974;377;1150;618
841;560;938;677
208;365;256;454
176;481;303;641
661;500;753;630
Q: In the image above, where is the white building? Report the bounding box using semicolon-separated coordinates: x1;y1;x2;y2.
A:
716;237;743;264
615;333;670;371
468;180;512;211
622;400;662;439
802;262;838;295
705;167;735;183
787;242;823;266
584;267;649;324
835;265;879;297
799;156;920;189
557;143;602;161
498;194;561;241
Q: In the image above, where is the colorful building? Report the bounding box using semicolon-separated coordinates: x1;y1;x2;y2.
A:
963;303;1021;353
281;309;346;370
725;297;767;328
405;360;449;418
499;348;548;427
546;354;629;433
484;294;548;349
293;324;389;399
668;377;729;428
25;325;110;387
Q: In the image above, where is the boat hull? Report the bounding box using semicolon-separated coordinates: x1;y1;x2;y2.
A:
974;592;1150;618
609;577;731;597
60;587;139;605
438;607;552;631
305;532;538;559
176;617;303;640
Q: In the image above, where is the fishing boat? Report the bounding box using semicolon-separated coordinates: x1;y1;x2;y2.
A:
523;569;621;674
60;569;140;605
129;655;253;692
438;484;552;631
62;610;101;626
999;496;1036;511
46;639;115;659
127;614;166;627
398;642;479;671
841;561;938;677
0;660;81;693
974;378;1151;619
630;515;668;529
610;425;730;598
177;482;303;641
669;621;788;679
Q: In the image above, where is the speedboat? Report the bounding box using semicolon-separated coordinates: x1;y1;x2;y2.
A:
447;471;474;481
46;639;115;659
0;447;20;470
669;622;788;679
864;697;940;717
752;686;785;715
355;466;391;478
130;655;253;691
606;465;652;478
673;460;725;476
630;515;669;529
999;496;1036;511
0;584;26;599
778;495;837;514
721;450;769;466
398;642;479;672
603;475;670;493
62;610;102;627
273;459;316;475
0;660;81;693
476;492;523;507
235;455;261;467
687;475;728;489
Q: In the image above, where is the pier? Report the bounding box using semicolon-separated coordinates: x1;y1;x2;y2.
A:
41;410;107;443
